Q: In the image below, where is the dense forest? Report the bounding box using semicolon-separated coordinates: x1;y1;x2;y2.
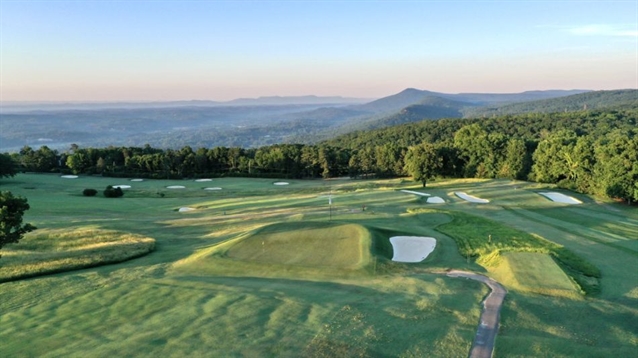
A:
2;110;636;203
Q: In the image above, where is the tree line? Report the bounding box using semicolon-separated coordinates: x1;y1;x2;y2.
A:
1;110;636;203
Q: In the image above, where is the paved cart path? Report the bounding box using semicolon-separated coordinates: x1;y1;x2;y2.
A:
447;270;507;358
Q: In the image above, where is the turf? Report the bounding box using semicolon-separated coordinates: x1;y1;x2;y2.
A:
487;252;580;298
0;174;636;357
226;222;371;269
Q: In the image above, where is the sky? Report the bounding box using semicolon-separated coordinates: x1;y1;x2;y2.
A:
1;0;637;102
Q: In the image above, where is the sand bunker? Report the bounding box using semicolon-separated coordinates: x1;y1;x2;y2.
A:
390;236;437;263
195;178;212;182
400;189;431;197
178;207;195;212
427;196;445;203
112;185;131;189
273;182;289;186
538;192;582;204
61;175;78;179
167;185;186;189
130;179;144;182
204;187;222;191
455;192;489;203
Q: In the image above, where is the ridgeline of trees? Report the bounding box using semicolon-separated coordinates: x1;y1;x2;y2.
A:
1;110;636;203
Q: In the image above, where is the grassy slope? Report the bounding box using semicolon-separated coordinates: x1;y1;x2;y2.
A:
226;222;371;269
0;227;155;282
0;175;636;357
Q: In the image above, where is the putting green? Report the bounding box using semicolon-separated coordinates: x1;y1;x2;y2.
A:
488;252;580;298
226;222;371;269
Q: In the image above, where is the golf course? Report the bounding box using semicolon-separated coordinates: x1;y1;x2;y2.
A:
1;174;636;357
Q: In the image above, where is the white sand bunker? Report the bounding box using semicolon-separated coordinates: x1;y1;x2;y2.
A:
390;236;437;263
400;189;431;197
427;196;445;203
61;175;78;179
167;185;186;189
112;185;131;189
195;178;212;182
455;192;489;203
178;207;195;212
539;192;582;204
204;187;222;191
130;179;144;182
273;182;289;186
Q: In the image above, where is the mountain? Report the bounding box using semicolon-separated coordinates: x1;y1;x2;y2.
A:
347;88;591;116
445;89;590;105
337;96;473;132
463;89;638;117
3;88;631;153
353;88;441;114
226;95;370;106
0;96;370;113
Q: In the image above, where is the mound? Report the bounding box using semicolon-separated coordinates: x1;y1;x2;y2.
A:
538;192;582;204
455;191;489;203
400;190;430;197
0;227;155;282
226;222;371;269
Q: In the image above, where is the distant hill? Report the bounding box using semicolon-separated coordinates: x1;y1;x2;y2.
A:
3;87;633;152
350;88;591;115
446;89;590;105
340;96;472;132
0;95;370;113
463;89;638;117
353;88;442;114
226;95;370;106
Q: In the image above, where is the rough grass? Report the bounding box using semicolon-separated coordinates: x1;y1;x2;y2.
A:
0;227;155;282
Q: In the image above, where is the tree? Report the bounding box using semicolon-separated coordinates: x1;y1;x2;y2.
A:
404;142;442;187
0;153;18;178
453;124;491;177
499;138;529;180
0;191;36;253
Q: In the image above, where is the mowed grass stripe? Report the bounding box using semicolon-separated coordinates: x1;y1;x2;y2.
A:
488;252;580;298
505;207;638;257
531;206;638;240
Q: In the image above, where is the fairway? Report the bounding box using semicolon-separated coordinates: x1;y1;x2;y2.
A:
488;252;580;298
0;174;636;357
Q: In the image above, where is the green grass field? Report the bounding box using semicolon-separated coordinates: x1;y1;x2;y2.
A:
0;174;636;357
488;252;581;298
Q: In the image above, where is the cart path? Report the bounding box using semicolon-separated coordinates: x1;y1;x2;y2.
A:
447;270;507;358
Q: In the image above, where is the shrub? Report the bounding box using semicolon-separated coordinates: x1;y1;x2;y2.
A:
103;185;124;198
83;188;98;197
